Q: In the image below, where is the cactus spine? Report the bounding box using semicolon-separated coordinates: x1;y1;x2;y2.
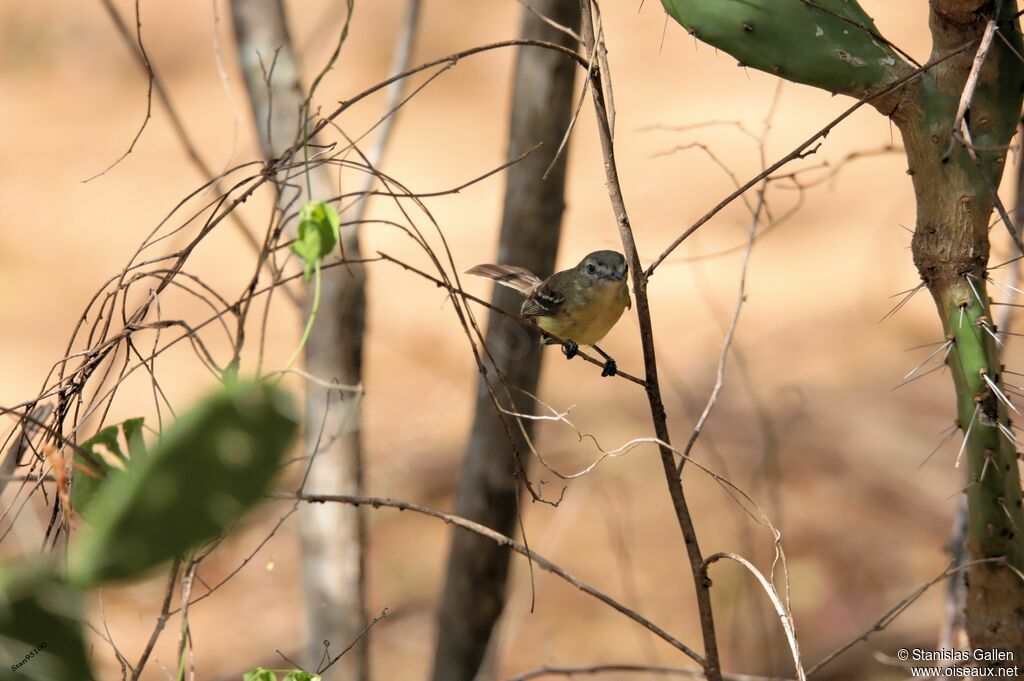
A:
662;0;1024;659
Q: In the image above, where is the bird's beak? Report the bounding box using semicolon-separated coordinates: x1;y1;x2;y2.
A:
609;271;625;281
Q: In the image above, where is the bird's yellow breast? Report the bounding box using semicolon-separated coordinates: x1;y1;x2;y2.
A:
536;279;629;345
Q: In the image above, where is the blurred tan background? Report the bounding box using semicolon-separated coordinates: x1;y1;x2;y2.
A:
1;1;1019;679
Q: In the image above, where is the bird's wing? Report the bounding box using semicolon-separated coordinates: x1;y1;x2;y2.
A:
520;272;568;319
464;263;542;294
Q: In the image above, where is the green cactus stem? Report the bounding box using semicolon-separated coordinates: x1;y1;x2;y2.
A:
660;0;913;97
939;279;1024;566
68;380;297;585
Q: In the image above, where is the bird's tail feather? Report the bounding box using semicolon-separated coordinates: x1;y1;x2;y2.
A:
464;263;542;294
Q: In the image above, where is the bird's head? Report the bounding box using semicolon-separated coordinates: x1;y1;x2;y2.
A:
577;250;627;284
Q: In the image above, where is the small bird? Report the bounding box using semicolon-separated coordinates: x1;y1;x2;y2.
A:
466;250;631;377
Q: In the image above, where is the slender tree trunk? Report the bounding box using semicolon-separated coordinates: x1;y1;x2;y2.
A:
430;4;582;680
231;3;368;678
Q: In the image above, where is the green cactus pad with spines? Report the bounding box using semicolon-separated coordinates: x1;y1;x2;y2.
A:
0;561;92;681
68;380;297;585
660;0;910;97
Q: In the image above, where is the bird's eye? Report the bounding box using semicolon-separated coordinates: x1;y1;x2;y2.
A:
586;264;596;274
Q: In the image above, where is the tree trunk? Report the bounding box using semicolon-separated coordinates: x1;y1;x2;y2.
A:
231;2;368;678
430;4;582;681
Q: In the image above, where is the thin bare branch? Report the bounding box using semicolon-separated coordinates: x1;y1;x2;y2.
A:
278;492;704;665
578;2;721;677
129;557;181;681
805;558;1009;677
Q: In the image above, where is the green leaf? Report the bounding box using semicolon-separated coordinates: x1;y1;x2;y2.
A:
239;668;318;681
67;380;298;585
282;672;320;681
291;201;340;278
0;561;93;681
121;417;147;459
72;418;145;518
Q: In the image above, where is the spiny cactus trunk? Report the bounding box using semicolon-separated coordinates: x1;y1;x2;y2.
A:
662;0;1024;664
900;24;1024;647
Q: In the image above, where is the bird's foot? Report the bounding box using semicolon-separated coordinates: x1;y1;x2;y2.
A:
562;340;579;360
591;344;617;377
